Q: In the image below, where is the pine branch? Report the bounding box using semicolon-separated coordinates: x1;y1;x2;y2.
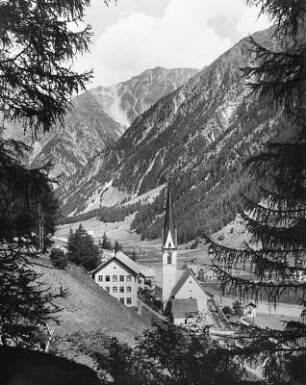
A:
212;264;306;305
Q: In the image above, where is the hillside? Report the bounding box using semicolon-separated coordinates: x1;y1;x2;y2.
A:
28;67;197;183
91;67;199;126
58;26;282;243
31;257;151;353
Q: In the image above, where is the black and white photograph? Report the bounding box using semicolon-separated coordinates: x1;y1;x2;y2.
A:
0;0;305;384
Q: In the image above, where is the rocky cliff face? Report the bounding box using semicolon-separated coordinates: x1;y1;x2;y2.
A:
59;27;279;232
28;67;197;183
91;67;199;127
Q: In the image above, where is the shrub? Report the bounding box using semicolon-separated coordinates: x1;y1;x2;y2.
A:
50;248;68;269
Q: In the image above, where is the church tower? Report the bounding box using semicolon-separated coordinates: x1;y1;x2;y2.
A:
162;185;177;310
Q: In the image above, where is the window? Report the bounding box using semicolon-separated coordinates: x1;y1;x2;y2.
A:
112;287;118;293
105;275;110;282
105;287;110;292
126;298;132;305
167;253;172;264
119;298;124;304
112;275;118;282
126;275;131;282
126;286;132;293
119;275;124;282
98;275;103;282
120;286;124;293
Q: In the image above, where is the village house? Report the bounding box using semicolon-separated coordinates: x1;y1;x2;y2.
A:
243;302;257;319
91;251;141;307
92;250;156;307
197;265;218;282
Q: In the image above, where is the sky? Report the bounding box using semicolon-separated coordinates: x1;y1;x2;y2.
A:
75;0;272;87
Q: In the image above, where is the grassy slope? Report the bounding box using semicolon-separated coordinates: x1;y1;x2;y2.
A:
32;258;151;347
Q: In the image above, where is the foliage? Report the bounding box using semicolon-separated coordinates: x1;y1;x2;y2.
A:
0;243;63;348
50;248;68;269
69;324;247;385
0;0;92;132
205;1;306;383
67;224;99;270
0;0;100;348
101;232;112;250
114;240;122;253
0;137;59;247
59;201;142;225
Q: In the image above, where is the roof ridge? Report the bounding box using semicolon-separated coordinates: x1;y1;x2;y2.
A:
163;185;177;248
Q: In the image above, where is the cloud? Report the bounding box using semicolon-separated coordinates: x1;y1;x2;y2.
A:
76;0;271;87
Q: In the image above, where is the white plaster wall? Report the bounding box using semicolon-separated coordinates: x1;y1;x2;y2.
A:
174;317;185;326
175;277;209;313
94;260;138;307
162;250;177;306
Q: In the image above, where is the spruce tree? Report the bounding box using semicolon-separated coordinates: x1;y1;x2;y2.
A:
102;232;112;250
0;244;63;348
205;1;306;383
68;224;99;270
0;0;99;347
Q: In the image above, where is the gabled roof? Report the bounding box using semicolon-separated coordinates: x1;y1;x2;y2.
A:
171;266;214;299
139;267;155;278
244;302;257;308
91;251;141;276
172;298;198;319
163;185;177;248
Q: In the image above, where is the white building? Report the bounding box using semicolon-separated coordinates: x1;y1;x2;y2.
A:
91;251;141;307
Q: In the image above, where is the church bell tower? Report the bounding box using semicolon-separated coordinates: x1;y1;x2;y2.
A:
162;185;177;310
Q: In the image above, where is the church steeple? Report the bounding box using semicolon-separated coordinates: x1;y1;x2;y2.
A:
163;185;177;250
162;185;177;310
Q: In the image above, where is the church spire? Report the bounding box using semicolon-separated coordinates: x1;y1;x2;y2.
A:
163;185;177;249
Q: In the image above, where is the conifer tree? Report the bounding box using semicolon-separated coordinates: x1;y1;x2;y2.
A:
67;224;99;270
205;1;306;383
102;232;112;250
0;0;101;347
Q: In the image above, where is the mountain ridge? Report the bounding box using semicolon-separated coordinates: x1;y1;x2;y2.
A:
28;66;198;183
56;26;283;244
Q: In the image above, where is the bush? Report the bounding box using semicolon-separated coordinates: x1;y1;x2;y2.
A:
50;248;68;269
190;237;200;249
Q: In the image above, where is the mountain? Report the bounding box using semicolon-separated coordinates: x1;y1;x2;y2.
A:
28;67;198;183
58;26;282;243
92;67;199;126
30;92;122;181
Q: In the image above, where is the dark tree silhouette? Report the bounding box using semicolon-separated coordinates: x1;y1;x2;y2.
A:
0;0;100;348
72;324;247;385
205;1;306;383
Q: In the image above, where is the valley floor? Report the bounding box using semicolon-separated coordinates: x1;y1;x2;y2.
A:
54;217;303;331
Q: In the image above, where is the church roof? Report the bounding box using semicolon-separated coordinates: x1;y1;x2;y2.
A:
172;298;198;319
163;185;177;248
171;266;214;299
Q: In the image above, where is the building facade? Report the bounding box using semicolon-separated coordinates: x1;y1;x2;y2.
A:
92;251;140;307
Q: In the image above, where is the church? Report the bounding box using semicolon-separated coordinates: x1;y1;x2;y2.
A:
162;187;215;326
